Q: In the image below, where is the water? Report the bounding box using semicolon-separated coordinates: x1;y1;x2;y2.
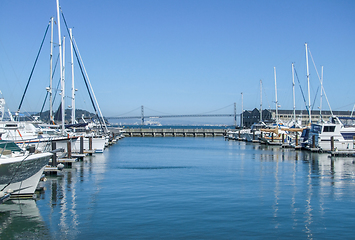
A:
1;137;355;239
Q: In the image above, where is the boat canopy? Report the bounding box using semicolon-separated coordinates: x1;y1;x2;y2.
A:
0;140;22;152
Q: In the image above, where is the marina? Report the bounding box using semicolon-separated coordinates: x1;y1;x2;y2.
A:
2;137;355;239
0;0;354;239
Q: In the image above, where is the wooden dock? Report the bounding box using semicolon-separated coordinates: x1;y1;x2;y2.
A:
123;128;226;137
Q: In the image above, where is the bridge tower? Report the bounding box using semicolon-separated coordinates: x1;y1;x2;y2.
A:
234;102;237;127
141;105;144;125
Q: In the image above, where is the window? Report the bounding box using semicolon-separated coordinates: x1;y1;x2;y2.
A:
323;126;335;132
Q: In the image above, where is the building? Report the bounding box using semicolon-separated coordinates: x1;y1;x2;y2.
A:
241;108;273;128
241;108;354;128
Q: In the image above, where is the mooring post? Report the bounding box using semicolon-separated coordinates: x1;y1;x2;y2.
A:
80;136;84;154
51;141;57;167
295;134;298;146
253;130;255;140
67;140;71;159
282;134;285;143
331;136;334;151
89;137;93;151
312;135;316;149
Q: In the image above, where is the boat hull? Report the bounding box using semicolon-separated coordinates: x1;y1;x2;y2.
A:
0;152;52;197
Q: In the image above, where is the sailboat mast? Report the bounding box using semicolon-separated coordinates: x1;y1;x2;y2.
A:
320;66;323;121
241;92;243;128
62;35;66;130
56;0;65;134
274;67;278;124
305;43;311;124
260;79;262;122
292;63;296;123
70;28;75;125
49;17;54;124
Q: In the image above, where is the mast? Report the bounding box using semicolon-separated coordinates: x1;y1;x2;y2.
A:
292;63;296;123
305;43;311;124
241;92;243;128
274;67;278;124
49;17;54;124
62;35;66;131
320;65;323;121
70;28;75;125
260;79;262;122
56;0;65;133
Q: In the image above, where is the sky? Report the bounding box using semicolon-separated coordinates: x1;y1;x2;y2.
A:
0;0;354;125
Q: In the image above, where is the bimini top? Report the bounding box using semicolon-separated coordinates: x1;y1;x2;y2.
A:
0;140;22;152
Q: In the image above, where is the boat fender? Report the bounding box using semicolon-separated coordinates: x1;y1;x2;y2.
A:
57;163;65;171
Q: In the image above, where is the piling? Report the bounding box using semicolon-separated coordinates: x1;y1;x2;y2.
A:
67;140;72;159
331;136;334;151
51;141;57;167
89;137;92;151
80;136;84;154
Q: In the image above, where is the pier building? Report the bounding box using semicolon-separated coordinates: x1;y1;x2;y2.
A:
242;108;354;127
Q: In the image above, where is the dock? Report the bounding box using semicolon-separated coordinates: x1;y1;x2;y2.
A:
330;150;355;157
122;128;226;137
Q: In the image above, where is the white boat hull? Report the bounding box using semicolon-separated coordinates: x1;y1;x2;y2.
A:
0;152;52;197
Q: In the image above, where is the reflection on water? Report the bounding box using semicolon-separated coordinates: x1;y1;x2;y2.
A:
231;140;355;239
0;199;50;239
1;138;354;239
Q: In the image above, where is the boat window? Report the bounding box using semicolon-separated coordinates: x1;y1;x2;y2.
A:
311;124;322;133
323;126;335;132
301;129;309;138
5;124;18;128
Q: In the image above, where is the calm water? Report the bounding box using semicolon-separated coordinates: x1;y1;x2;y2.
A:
1;137;355;239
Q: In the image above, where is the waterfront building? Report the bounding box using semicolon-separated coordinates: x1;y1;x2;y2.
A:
241;108;354;128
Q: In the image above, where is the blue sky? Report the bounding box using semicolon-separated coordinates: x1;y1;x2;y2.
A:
0;0;354;124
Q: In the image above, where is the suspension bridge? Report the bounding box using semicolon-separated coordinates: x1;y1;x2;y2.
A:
106;104;240;125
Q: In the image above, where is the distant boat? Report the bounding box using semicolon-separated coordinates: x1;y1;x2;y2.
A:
0;140;52;200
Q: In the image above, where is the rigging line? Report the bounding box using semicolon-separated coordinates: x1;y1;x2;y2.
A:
73;37;108;132
40;92;49;115
311;86;320;111
17;20;51;114
60;10;104;131
308;48;333;116
52;77;62;106
294;67;309;113
334;102;355;110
